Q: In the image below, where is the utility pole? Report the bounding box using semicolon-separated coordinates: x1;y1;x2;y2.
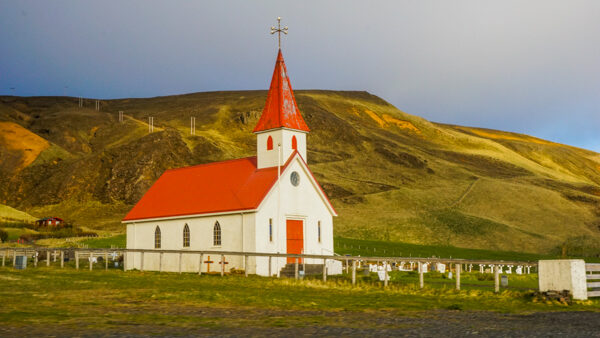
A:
190;116;196;135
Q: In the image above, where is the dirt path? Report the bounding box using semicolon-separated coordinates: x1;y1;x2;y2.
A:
1;308;599;337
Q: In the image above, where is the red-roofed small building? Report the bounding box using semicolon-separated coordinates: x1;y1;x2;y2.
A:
122;45;340;276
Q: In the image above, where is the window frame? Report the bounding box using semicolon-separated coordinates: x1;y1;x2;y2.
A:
267;135;274;150
154;226;161;249
213;221;222;246
183;224;190;248
269;218;273;242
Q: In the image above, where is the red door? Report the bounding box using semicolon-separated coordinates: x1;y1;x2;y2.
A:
286;219;304;263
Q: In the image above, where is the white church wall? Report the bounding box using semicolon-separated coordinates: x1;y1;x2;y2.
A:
254;156;336;276
125;212;256;273
256;129;307;169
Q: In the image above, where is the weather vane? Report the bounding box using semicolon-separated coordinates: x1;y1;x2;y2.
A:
271;17;288;49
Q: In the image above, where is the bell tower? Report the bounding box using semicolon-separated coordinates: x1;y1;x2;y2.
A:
254;47;309;169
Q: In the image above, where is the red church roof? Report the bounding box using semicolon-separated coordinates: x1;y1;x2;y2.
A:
253;50;310;133
123;152;336;222
123;157;281;221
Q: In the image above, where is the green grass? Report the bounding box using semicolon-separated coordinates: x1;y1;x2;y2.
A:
0;267;598;333
335;237;556;262
0;204;36;222
81;234;126;248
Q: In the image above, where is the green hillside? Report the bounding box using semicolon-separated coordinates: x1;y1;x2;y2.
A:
0;91;599;256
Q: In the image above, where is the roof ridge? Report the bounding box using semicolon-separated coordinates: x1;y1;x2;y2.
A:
165;156;257;173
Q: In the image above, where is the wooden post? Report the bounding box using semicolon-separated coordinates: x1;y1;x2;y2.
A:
198;253;203;275
294;258;299;280
244;255;248;277
268;256;272;277
384;261;388;288
46;250;50;266
494;266;500;293
1;250;5;267
34;251;37;267
89;252;93;271
345;259;349;274
75;251;79;270
352;259;357;286
418;262;424;289
179;252;183;274
123;251;127;271
141;251;145;271
159;252;163;272
105;251;108;270
455;263;461;291
60;251;64;268
220;254;225;277
13;250;16;267
54;250;57;263
322;258;327;282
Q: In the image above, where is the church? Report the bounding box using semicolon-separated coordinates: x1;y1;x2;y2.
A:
122;44;340;276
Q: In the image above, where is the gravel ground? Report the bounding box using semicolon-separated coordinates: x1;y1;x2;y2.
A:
1;308;599;337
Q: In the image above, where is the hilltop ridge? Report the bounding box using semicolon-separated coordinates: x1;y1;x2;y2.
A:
1;90;599;255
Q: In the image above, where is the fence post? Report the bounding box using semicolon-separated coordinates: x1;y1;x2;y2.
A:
322;258;327;282
123;251;127;271
245;255;249;277
13;250;16;268
384;261;388;288
220;254;225;277
54;250;57;263
89;252;93;271
1;250;5;267
294;258;299;280
494;266;500;293
60;251;64;268
47;250;50;267
179;252;183;274
34;251;38;267
76;251;79;270
268;256;272;277
198;253;203;275
455;263;461;291
159;252;163;272
345;259;349;274
352;259;356;286
418;262;424;288
105;251;108;271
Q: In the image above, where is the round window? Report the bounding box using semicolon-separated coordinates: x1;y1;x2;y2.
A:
290;171;300;187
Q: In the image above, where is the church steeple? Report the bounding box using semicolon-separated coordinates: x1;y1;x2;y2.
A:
255;19;309;169
253;49;310;134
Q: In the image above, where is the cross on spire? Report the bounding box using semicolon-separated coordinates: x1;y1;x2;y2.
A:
270;16;288;49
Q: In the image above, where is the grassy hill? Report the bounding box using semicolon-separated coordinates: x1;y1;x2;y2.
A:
0;91;599;256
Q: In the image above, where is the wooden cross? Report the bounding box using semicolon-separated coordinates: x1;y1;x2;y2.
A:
270;17;288;49
219;257;229;268
204;255;214;273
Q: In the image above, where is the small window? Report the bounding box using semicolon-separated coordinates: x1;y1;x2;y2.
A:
291;135;297;150
318;221;321;243
267;136;273;150
269;218;273;242
155;226;161;249
213;221;221;246
183;224;190;248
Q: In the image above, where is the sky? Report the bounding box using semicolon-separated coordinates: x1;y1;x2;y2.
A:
1;1;599;152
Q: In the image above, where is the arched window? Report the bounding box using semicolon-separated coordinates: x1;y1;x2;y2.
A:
183;224;190;248
269;218;273;242
154;226;161;249
291;135;297;150
318;221;321;243
213;221;221;246
267;135;273;150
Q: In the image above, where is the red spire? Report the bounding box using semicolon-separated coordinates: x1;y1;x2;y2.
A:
253;50;310;133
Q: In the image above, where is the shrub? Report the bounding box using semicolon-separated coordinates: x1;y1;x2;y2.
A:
0;229;8;243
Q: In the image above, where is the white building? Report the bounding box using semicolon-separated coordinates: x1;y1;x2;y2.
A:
122;49;340;276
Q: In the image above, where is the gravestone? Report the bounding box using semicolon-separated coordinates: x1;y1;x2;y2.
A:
15;256;27;270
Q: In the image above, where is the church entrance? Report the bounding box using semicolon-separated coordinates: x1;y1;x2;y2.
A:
286;219;304;263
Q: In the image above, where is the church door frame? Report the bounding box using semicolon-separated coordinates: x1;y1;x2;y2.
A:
285;218;304;264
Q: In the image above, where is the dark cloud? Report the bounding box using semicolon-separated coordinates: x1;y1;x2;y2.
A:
0;0;598;151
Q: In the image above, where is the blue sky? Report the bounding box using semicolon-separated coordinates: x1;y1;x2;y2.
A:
1;1;599;152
